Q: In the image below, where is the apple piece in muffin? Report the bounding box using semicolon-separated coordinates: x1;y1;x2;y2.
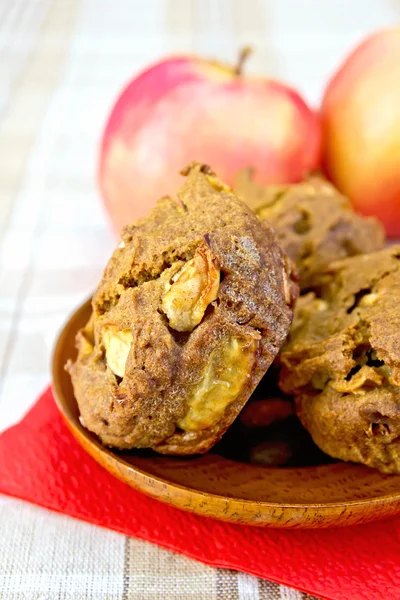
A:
67;162;298;455
279;246;400;474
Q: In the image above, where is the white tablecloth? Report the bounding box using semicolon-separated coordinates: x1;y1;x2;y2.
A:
1;0;398;597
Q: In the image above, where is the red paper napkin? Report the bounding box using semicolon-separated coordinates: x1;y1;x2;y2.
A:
1;387;399;600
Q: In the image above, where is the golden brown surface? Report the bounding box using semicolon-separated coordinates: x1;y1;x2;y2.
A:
279;246;400;473
67;163;297;454
235;170;385;289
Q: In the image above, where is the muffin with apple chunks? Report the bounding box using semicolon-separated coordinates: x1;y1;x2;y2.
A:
279;246;400;474
235;170;385;290
67;162;298;455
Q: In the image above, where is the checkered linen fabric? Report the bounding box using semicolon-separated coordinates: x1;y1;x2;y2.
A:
1;0;398;597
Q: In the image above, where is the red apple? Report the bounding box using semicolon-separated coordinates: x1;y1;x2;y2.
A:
99;51;321;233
321;28;400;237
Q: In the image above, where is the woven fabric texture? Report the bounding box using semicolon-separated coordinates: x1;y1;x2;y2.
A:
1;0;399;597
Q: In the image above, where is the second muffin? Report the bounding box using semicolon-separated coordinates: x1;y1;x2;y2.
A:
279;246;400;473
235;170;385;290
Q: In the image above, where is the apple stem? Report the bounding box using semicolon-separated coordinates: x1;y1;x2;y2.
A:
235;46;252;76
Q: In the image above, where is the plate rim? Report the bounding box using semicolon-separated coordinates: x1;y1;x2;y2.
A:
51;298;400;527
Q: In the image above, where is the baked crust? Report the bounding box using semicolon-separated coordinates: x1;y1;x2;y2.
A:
68;163;298;454
235;170;385;290
279;246;400;473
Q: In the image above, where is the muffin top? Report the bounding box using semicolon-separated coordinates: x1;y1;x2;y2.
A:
235;169;385;289
278;246;400;473
68;163;297;454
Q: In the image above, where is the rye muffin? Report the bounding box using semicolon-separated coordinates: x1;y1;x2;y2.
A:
67;163;298;455
235;170;385;290
279;246;400;474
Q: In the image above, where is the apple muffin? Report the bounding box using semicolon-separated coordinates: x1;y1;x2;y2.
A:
235;170;385;289
67;162;298;455
279;246;400;474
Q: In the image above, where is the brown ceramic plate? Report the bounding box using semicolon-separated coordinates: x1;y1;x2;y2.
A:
52;299;400;528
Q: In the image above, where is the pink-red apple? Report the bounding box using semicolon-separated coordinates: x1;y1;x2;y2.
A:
321;28;400;237
99;52;321;233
